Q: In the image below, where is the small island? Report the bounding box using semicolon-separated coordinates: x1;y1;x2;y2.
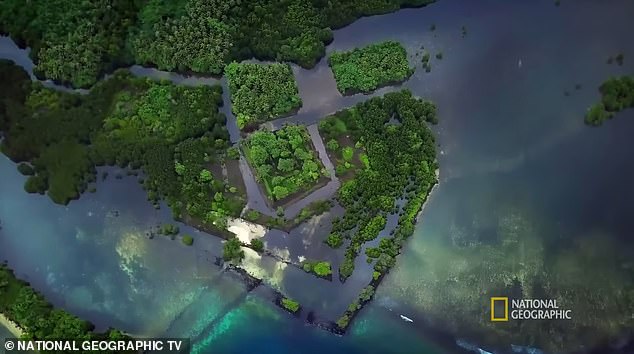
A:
585;76;634;125
225;62;303;130
302;260;333;279
328;41;414;94
279;297;301;315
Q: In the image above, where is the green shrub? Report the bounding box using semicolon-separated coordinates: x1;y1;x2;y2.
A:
160;224;180;236
17;163;35;176
339;258;355;279
325;233;343;248
24;175;47;194
347;301;360;312
223;237;244;263
359;285;375;302
342;147;354;162
182;234;194;246
245;209;261;222
313;262;332;276
336;315;350;329
251;238;264;252
227;146;240;160
281;298;300;313
326;139;340;151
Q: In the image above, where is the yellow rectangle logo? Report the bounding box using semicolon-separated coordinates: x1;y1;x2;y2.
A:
490;297;508;321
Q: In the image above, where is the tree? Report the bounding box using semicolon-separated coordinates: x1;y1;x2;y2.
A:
17;163;35;176
245;209;261;221
249;145;269;165
326;139;339;151
336;315;350;329
199;169;213;183
281;298;300;313
359;285;375;302
277;158;295;172
223;237;244;263
24;175;47;194
313;262;332;276
227;146;240;159
339;258;355;279
251;238;264;252
325;233;343;248
273;185;290;200
182;234;194;246
342;147;354;162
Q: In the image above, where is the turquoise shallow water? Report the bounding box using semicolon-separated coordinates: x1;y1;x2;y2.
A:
1;0;634;353
0;155;451;353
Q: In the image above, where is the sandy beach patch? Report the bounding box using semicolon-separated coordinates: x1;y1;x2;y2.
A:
227;218;267;245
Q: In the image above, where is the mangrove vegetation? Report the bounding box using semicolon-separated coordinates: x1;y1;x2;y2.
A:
0;0;435;87
585;76;634;126
0;60;245;230
242;125;326;202
328;41;414;94
0;263;129;346
319;89;438;281
225;62;302;129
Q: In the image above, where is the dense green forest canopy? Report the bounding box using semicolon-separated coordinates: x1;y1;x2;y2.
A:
0;0;434;87
127;0;435;76
585;76;634;125
243;125;325;201
319;90;438;280
0;0;139;88
0;264;128;346
225;62;302;129
328;41;414;94
0;60;244;228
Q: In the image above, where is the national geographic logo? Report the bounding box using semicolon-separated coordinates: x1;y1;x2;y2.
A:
490;297;572;321
490;297;509;321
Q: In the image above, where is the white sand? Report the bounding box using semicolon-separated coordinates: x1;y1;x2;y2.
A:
227;218;267;245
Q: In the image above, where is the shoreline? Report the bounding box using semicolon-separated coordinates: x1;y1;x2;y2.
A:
415;169;440;223
0;312;24;338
